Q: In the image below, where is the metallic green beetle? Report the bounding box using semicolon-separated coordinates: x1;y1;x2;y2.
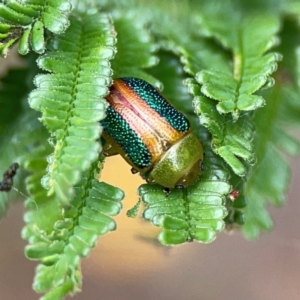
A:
101;77;204;188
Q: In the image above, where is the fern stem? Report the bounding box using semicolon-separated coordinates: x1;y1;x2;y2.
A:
233;27;244;82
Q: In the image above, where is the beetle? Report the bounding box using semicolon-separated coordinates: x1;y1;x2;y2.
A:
101;77;203;188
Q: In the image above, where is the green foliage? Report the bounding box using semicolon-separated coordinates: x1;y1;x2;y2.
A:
0;67;28;137
242;85;299;238
0;0;72;57
1;0;300;299
182;8;282;176
186;80;256;176
0;63;42;217
29;12;117;205
22;149;124;298
111;14;160;87
196;11;281;116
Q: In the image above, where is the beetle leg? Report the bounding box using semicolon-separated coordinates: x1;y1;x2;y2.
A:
131;168;138;174
103;143;119;157
163;187;171;197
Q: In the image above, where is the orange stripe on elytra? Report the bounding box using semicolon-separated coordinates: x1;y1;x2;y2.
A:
114;80;186;141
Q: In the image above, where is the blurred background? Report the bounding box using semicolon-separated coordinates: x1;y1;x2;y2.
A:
0;153;300;300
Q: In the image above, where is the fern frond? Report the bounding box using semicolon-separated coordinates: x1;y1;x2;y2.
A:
242;88;291;238
0;0;72;56
32;181;123;299
144;5;231;78
111;14;159;87
196;8;281;119
29;12;116;204
185;79;255;176
242;48;300;238
22;147;59;243
23;152;124;298
240;15;300;238
161;36;231;79
145;7;278;176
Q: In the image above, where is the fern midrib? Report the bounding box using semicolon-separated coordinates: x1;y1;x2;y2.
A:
70;163;98;233
233;26;244;111
52;21;86;178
